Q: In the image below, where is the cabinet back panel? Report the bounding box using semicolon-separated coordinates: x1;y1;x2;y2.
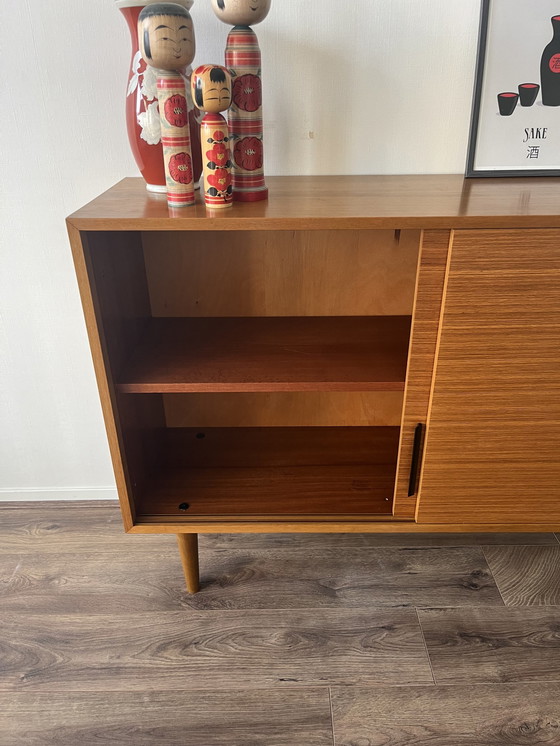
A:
163;392;404;428
142;230;420;317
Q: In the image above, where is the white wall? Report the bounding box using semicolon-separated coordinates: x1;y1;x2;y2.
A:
0;0;481;501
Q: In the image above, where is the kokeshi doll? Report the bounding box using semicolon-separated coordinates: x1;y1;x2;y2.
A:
210;0;271;202
191;65;233;208
138;3;196;207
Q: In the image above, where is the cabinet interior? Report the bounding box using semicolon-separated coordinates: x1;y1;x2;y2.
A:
85;227;421;522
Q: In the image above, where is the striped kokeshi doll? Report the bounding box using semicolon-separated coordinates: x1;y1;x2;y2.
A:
138;3;197;207
211;0;271;202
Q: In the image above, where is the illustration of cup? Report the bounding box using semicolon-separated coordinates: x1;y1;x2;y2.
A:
497;92;519;115
518;83;540;106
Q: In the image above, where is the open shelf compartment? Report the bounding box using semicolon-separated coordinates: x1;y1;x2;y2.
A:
135;426;399;519
79;227;421;525
117;316;411;393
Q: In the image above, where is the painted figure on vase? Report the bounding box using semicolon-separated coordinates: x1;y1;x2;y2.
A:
210;0;271;202
117;0;202;192
191;64;233;208
139;3;197;206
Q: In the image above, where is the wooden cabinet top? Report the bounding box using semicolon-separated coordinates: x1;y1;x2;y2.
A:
67;175;560;231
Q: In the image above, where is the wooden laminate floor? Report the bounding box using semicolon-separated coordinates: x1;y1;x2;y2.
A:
1;502;560;745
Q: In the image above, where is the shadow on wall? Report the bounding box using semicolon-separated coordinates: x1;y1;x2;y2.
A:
259;28;398;174
261;29;372;175
258;1;478;176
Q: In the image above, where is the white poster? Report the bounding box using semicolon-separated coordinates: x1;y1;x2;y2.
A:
467;0;560;175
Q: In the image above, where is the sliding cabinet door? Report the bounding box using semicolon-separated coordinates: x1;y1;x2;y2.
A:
417;229;560;525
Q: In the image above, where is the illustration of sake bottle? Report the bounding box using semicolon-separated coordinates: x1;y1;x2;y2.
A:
540;14;560;106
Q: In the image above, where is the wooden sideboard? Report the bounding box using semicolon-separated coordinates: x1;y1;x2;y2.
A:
67;175;560;592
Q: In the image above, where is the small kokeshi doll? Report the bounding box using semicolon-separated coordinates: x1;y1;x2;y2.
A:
191;65;233;208
138;3;196;207
210;0;271;202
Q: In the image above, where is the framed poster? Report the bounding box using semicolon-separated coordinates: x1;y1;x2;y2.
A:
466;0;560;177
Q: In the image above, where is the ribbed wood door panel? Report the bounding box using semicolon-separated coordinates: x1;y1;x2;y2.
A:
417;229;560;525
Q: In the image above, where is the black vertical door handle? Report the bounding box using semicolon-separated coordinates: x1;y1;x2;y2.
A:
407;423;425;497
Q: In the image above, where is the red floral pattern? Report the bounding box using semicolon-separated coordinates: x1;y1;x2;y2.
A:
213;130;225;142
206;142;229;166
234;137;263;171
164;95;188;128
168;152;193;184
207;168;232;192
232;74;262;112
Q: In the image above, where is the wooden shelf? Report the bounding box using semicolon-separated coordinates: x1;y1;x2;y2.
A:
117;316;411;394
136;427;399;518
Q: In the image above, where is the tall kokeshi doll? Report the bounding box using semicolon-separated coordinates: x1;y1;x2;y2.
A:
139;3;196;206
210;0;271;202
191;65;233;208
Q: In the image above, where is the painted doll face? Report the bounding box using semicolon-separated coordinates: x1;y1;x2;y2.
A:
210;0;271;26
191;65;232;113
139;7;195;71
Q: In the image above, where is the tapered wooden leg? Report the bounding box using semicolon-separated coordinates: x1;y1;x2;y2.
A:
177;533;200;593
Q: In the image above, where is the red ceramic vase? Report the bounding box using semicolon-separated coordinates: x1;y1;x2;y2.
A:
116;0;202;192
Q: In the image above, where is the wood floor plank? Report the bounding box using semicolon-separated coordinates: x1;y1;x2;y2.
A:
331;683;560;745
0;609;433;691
0;504;121;535
185;546;504;609
0;504;172;554
483;546;560;605
419;607;560;684
0;688;333;745
0;530;173;554
0;545;503;612
0;501;115;512
202;532;558;549
0;551;191;612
